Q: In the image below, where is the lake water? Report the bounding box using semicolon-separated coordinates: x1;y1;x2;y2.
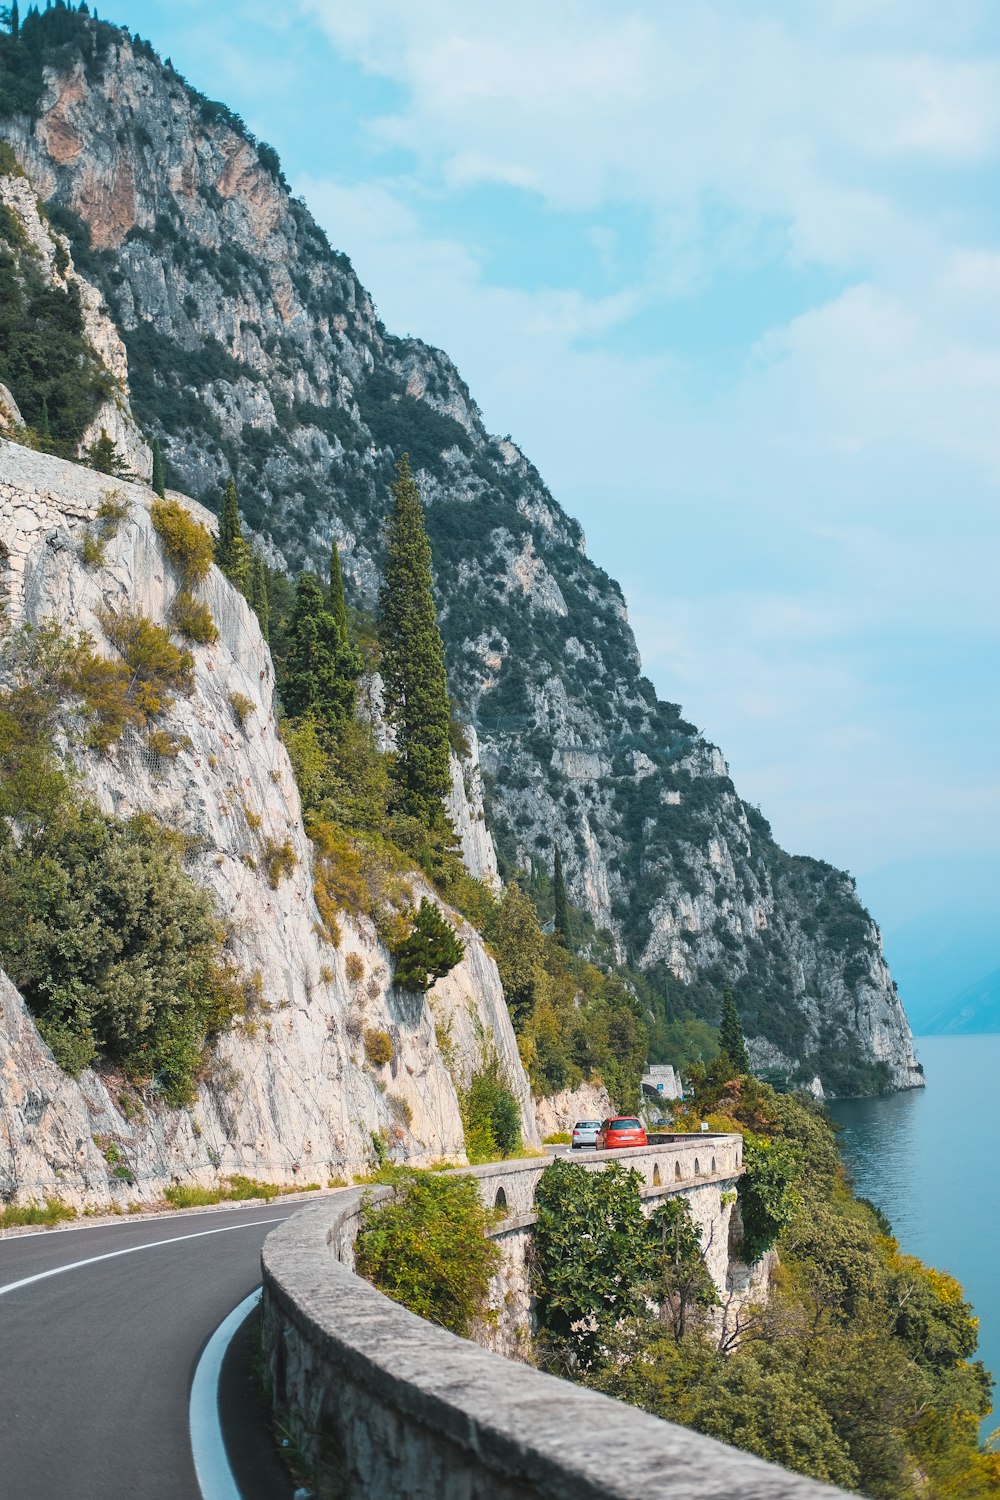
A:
828;1034;1000;1441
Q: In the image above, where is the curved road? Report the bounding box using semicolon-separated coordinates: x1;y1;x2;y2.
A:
0;1202;297;1500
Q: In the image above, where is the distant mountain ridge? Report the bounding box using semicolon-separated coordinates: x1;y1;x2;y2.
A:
0;6;923;1095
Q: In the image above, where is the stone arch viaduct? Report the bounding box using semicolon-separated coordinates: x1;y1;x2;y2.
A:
261;1136;847;1499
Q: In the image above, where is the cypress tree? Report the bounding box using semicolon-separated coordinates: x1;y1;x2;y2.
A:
553;844;570;948
284;570;359;728
150;438;165;498
11;1;20;36
719;985;750;1074
378;455;452;825
215;476;250;591
248;550;270;640
39;395;50;440
329;539;349;645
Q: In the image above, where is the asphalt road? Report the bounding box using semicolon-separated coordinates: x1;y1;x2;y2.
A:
0;1202;296;1500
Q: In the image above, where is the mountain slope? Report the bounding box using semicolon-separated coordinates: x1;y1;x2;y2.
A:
0;8;921;1095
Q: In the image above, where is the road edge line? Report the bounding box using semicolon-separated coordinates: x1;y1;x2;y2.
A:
190;1286;263;1500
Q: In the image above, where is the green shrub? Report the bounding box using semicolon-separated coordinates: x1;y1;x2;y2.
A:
263;839;297;889
460;1058;522;1163
363;1027;394;1067
145;728;186;759
163;1184;223;1209
390;898;465;992
532;1158;654;1368
96;490;131;531
736;1136;798;1264
79;530;106;569
229;691;255;726
0;804;251;1104
355;1169;501;1336
150;498;214;584
169;590;218;644
97;605;193;720
0;1198;76;1229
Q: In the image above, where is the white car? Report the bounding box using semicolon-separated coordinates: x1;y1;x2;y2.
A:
571;1119;602;1149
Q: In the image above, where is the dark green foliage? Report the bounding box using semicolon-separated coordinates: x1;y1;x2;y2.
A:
283;571;360;730
0;804;246;1102
355;1169;500;1337
552;843;570;948
150;437;166;497
459;1057;522;1162
533;1159;654;1369
378;456;452;826
0;184;110;452
328;539;349;642
390;898;464;992
358;370;472;478
484;881;546;1030
736;1135;797;1263
85;428;128;475
589;1329;861;1491
248;550;269;638
718;983;750;1073
215;476;250;591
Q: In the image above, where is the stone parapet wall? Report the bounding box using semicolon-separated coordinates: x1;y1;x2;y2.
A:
0;438;215;628
261;1146;848;1500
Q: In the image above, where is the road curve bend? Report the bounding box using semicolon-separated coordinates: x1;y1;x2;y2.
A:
0;1203;294;1500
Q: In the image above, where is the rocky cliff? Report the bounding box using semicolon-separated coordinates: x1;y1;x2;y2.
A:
0;10;922;1096
0;438;538;1207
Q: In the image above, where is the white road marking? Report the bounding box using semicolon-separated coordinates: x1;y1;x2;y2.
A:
0;1218;287;1298
190;1287;262;1500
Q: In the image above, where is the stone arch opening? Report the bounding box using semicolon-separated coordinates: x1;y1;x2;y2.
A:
711;1156;716;1174
694;1158;701;1176
494;1186;507;1211
652;1163;661;1186
674;1161;682;1180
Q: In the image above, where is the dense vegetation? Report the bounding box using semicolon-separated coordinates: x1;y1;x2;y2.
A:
355;1168;501;1336
533;1080;1000;1498
0;619;251;1102
0;142;111;454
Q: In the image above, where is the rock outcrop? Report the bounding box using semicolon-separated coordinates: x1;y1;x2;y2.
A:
0;440;537;1208
0;13;922;1095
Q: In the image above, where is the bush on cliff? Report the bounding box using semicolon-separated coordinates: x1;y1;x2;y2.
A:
355;1168;501;1336
0;804;250;1101
0;625;252;1103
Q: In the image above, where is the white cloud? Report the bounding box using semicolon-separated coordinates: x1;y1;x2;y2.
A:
292;0;1000;880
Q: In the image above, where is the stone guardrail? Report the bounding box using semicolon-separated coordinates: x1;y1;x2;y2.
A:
261;1141;848;1499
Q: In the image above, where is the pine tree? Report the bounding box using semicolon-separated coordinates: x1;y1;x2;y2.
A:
378;455;452;826
215;476;250;592
248;550;269;640
150;438;165;498
283;570;359;729
719;985;750;1074
328;539;349;644
553;844;571;948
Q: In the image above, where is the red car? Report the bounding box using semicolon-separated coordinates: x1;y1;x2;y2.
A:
596;1116;648;1150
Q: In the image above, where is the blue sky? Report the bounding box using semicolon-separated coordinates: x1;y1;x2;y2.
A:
114;1;999;997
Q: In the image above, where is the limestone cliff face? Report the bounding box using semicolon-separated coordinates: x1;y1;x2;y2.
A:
0;15;922;1095
0;440;538;1208
0;168;150;477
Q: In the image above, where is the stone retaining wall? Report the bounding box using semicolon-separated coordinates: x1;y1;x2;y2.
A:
0;437;215;627
261;1145;847;1500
